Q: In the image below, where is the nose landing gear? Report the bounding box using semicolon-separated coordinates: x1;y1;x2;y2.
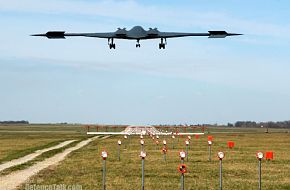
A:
136;39;141;48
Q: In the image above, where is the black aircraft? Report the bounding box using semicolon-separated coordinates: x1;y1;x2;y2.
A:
32;26;242;49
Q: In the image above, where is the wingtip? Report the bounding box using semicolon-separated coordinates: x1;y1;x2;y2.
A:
229;33;243;36
31;34;46;37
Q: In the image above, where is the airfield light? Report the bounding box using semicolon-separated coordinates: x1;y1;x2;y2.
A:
140;151;147;159
140;135;143;139
124;135;128;139
179;151;186;160
155;140;159;145
156;135;159;139
163;140;167;145
256;152;264;160
218;151;225;190
187;136;191;140
140;140;145;145
177;164;187;174
162;147;167;153
208;141;212;162
172;135;175;139
256;151;264;190
217;151;225;160
118;140;122;145
185;140;189;146
140;151;147;190
101;151;108;160
178;163;187;190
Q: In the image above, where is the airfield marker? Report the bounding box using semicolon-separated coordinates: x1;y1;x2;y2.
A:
101;150;108;190
265;151;273;160
217;151;225;190
162;147;167;161
117;140;121;161
140;139;145;151
179;151;187;190
187;136;191;149
256;151;264;190
124;135;127;149
208;140;212;161
172;135;175;149
227;141;235;149
185;140;190;162
155;140;159;150
140;151;147;190
163;140;167;146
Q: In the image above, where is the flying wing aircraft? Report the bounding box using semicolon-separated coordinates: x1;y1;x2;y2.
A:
32;26;242;49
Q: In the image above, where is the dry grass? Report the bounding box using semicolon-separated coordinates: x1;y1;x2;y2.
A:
0;125;86;164
23;130;290;190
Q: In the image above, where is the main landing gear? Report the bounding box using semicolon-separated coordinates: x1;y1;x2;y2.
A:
108;38;116;49
136;39;141;48
159;38;166;49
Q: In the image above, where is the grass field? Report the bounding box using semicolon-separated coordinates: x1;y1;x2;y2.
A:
0;124;86;164
14;127;290;190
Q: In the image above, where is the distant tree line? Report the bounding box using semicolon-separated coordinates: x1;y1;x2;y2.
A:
234;121;290;128
0;120;29;124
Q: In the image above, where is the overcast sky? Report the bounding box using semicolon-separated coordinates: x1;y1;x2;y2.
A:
0;0;290;125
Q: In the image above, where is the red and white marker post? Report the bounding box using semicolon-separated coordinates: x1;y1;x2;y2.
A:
217;151;225;190
117;140;121;161
179;150;187;190
101;150;108;190
256;151;264;190
185;140;190;161
162;140;167;161
208;140;212;161
155;140;159;150
124;135;127;149
140;151;147;190
140;139;145;151
172;135;175;149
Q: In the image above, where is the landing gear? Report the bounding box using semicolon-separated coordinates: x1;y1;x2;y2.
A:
159;38;166;49
136;39;141;48
108;38;116;49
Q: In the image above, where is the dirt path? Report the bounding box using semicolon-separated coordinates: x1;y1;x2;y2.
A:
0;140;76;172
0;136;102;190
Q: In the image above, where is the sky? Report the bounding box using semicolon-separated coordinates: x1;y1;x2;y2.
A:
0;0;290;125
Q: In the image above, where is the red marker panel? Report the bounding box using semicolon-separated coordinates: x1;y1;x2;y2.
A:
208;136;213;141
227;141;235;148
265;151;273;160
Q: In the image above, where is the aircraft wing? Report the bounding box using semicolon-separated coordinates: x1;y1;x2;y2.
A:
31;31;116;39
158;31;242;38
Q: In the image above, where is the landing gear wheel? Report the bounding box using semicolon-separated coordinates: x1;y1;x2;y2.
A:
159;43;165;49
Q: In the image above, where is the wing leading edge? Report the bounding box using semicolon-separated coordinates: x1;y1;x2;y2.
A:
31;31;116;39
